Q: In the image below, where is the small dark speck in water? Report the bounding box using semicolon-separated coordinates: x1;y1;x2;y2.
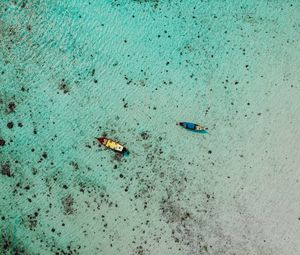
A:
7;122;14;129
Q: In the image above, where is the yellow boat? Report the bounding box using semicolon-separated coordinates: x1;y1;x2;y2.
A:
97;137;129;155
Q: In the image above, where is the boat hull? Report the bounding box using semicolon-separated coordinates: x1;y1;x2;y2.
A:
177;122;208;132
97;137;128;154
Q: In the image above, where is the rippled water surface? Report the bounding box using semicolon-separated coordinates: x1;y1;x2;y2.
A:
1;1;300;254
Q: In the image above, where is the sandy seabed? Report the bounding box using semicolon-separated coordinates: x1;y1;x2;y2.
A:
1;1;300;254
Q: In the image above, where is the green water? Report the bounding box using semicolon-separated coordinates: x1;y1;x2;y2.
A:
1;1;300;254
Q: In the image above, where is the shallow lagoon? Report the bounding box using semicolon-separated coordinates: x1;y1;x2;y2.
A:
1;1;300;254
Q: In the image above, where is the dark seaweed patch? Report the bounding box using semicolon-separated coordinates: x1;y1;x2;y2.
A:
26;24;32;32
61;195;75;215
70;161;79;170
58;79;69;94
0;231;28;254
160;199;191;224
0;138;5;146
140;131;150;140
134;245;148;255
22;212;39;230
7;102;16;113
1;162;12;177
1;233;12;252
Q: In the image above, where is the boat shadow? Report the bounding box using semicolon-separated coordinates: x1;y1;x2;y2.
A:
189;129;208;134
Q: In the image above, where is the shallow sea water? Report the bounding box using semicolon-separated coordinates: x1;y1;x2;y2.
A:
1;0;300;254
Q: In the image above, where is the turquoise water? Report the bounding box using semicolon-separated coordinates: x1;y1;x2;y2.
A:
1;1;300;254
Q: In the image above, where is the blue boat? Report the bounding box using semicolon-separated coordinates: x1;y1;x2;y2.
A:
176;122;208;133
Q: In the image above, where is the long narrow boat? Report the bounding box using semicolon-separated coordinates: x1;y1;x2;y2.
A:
97;137;129;155
176;122;208;132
